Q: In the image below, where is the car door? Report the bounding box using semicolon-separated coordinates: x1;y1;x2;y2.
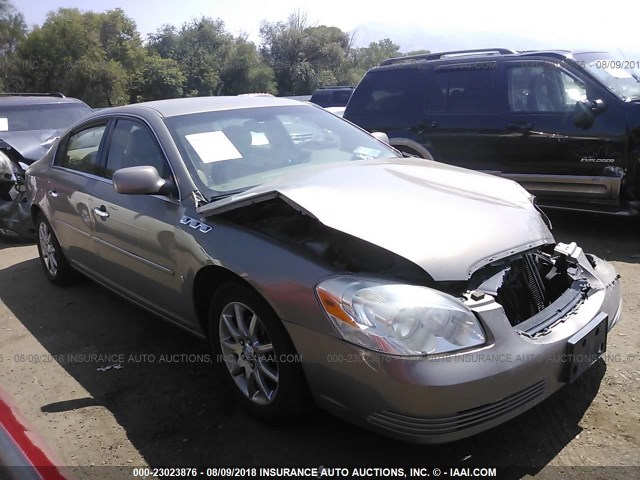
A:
46;121;109;271
89;117;185;321
417;61;506;170
498;59;627;205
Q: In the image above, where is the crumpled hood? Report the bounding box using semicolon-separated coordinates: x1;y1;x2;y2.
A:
0;129;60;164
199;158;555;281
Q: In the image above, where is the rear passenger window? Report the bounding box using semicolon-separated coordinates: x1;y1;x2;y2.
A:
59;124;107;175
347;70;412;114
105;119;170;179
426;64;498;113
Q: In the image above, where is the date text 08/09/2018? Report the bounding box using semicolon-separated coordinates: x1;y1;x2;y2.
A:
132;467;498;478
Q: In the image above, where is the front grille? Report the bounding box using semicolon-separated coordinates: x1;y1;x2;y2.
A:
523;253;546;315
492;250;573;327
368;380;546;437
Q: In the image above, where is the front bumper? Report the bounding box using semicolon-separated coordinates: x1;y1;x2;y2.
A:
288;253;622;443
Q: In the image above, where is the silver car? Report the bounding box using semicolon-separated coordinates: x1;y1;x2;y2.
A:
26;96;622;443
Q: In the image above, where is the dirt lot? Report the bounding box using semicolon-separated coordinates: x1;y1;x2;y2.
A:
0;211;639;479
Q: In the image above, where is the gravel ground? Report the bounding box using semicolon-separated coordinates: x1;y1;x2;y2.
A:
0;210;638;479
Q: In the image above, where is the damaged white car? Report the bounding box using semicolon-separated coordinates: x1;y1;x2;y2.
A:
26;96;621;443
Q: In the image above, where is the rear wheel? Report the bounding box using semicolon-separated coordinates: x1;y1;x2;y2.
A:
35;214;75;285
208;282;308;422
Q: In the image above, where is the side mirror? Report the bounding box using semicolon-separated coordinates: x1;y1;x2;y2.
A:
113;166;176;196
573;99;606;129
371;131;390;144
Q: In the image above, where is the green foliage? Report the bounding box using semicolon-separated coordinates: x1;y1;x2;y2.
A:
405;49;431;56
129;54;185;102
16;8;144;106
259;12;357;95
0;0;26;91
2;3;430;102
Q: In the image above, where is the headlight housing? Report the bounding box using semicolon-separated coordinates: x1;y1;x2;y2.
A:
316;276;486;356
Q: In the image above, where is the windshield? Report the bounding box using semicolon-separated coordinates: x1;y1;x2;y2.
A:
165;104;401;198
575;52;640;101
0;103;92;132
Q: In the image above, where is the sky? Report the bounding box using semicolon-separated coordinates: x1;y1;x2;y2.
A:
16;0;640;58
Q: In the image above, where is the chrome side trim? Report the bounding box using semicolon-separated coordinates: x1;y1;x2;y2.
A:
56;219;91;238
93;236;175;276
495;173;622;201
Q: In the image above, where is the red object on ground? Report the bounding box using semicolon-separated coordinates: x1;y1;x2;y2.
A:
0;387;69;480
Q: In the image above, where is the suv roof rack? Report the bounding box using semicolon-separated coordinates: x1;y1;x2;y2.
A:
0;92;66;98
380;48;518;66
315;85;355;90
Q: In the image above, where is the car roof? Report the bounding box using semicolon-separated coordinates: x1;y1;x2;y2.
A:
93;96;308;119
0;95;88;107
371;48;612;72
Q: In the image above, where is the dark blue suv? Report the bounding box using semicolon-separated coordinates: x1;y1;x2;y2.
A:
344;48;640;216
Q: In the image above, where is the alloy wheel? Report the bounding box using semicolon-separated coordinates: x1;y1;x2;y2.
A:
218;302;279;405
38;221;58;277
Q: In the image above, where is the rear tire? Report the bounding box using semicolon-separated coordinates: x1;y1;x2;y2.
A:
35;213;75;286
208;281;308;423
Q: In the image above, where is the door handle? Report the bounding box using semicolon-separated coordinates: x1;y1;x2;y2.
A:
507;122;533;131
48;190;59;198
93;206;110;220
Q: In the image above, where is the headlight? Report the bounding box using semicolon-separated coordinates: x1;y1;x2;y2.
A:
316;276;486;356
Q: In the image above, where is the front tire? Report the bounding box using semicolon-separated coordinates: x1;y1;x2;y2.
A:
35;213;75;285
208;281;308;423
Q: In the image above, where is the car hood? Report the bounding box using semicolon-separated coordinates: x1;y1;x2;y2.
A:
0;129;61;164
198;158;554;281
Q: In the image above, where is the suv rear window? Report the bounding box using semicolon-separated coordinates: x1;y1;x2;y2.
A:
346;70;413;115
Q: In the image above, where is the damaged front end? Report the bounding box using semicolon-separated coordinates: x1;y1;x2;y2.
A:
208;192;620;339
217;196;430;284
468;241;621;336
202;182;620;346
0;149;33;239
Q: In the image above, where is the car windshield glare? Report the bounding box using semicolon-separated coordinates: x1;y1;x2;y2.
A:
164;104;400;197
576;53;640;101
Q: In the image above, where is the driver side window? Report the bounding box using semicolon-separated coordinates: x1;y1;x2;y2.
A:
59;124;107;175
507;63;587;112
105;119;170;179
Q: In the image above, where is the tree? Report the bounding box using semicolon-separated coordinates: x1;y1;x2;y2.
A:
219;36;276;95
129;54;185;102
149;18;276;97
260;11;355;95
0;0;27;91
353;39;401;72
16;8;144;106
405;49;431;56
148;17;232;97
